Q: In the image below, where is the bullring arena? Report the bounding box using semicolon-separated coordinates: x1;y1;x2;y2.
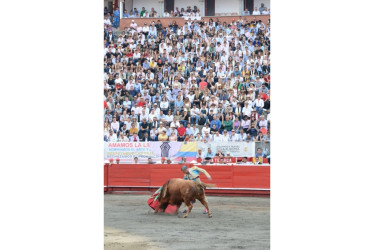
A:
104;163;270;249
104;0;271;248
104;194;270;249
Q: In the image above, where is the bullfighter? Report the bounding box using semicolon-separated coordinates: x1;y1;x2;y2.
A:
181;165;212;214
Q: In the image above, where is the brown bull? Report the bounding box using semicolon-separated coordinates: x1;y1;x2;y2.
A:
155;178;215;218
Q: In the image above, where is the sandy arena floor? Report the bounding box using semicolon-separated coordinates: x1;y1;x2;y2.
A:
104;194;270;250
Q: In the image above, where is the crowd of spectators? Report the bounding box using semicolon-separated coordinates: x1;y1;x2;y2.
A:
122;5;202;18
104;10;271;144
104;3;269;21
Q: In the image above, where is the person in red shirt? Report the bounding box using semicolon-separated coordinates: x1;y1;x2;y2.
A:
199;77;208;90
137;97;146;107
177;123;186;141
260;125;267;135
258;90;268;101
264;74;270;84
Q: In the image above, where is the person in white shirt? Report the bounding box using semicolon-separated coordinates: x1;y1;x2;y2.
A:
104;17;111;26
157;123;167;134
153;103;161;116
262;8;270;15
170;118;180;129
254;95;265;115
191;124;199;137
258;115;268;130
108;130;117;142
190;104;201;125
148;109;157;122
252;7;260;15
201;124;211;135
160;97;169;112
111;117;120;133
117;132;129;142
213;131;223;142
165;110;174;124
235;130;247;142
220;130;229;141
130;20;137;29
242;101;252;118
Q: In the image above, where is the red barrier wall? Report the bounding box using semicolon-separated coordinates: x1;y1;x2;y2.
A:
104;163;270;196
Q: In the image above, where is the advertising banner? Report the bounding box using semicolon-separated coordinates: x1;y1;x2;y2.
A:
104;142;197;162
104;141;257;162
197;141;255;157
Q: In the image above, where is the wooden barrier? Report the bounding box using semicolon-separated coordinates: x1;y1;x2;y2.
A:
104;163;270;196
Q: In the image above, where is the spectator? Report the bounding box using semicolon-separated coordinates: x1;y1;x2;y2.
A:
258;115;267;130
134;157;139;164
103;11;271;156
179;157;187;164
158;130;168;141
242;8;250;16
130;132;140;142
108;130;117;142
204;148;215;161
259;3;266;14
169;132;177;141
247;124;258;140
264;131;271;142
118;132;130;142
215;149;225;157
141;132;150;142
177;123;186;141
252;7;260;15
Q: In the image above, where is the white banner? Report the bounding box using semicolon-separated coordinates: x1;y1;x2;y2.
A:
104;141;256;163
197;141;255;157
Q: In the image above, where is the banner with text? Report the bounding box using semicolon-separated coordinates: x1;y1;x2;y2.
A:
197;141;255;157
104;141;257;162
104;142;197;162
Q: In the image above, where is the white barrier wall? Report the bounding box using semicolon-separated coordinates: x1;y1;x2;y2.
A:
215;0;241;15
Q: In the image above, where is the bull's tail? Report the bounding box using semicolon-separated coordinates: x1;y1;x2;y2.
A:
162;184;168;198
197;182;217;190
158;179;170;201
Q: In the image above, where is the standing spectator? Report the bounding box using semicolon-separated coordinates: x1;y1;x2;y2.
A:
259;3;266;14
113;7;120;28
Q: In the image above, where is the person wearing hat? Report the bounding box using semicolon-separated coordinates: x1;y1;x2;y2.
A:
130;20;137;30
157;157;166;164
180;165;212;214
